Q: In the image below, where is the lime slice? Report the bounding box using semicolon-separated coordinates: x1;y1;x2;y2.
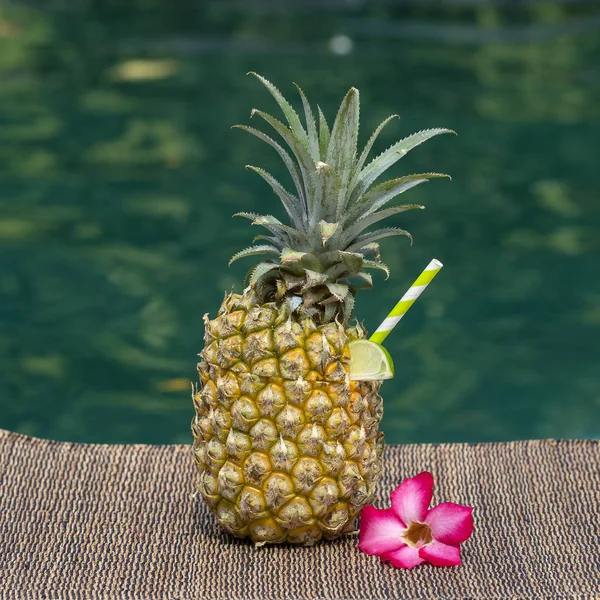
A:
348;339;394;381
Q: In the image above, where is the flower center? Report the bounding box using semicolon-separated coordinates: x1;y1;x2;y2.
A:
402;521;433;548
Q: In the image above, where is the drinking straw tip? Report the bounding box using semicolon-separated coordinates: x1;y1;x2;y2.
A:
370;258;444;343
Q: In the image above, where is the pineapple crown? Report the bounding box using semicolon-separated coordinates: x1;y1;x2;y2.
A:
230;72;454;323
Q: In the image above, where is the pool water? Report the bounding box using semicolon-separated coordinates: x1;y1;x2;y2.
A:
1;2;599;444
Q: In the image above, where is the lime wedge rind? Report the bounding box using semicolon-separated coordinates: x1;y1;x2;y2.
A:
348;339;394;381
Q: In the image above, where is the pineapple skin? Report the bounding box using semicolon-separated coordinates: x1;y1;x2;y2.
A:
192;287;384;546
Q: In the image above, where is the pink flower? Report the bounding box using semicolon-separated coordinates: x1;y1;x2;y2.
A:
358;472;474;569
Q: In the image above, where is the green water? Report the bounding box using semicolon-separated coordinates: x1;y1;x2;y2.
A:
1;2;599;445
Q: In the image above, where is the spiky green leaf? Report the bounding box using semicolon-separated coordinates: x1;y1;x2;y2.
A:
363;259;391;279
311;161;339;230
233;211;261;222
280;248;307;263
229;244;280;266
281;271;305;291
325;282;349;301
299;253;324;272
250;109;316;211
326;87;360;219
322;302;338;322
246;166;304;229
342;294;355;322
294;84;319;161
301;269;329;292
339;251;364;274
318;220;339;246
347;227;413;252
346;173;448;224
253;214;307;244
252;235;284;248
342;204;423;244
365;174;448;216
350;128;455;203
235;212;302;246
345;271;373;290
301;284;329;307
233;125;306;205
248;72;310;150
317;105;330;160
247;261;279;285
359;243;380;259
356;114;399;174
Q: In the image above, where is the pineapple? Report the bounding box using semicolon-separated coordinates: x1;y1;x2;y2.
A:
192;73;452;546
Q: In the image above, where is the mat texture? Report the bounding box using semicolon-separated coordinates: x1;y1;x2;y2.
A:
0;429;598;599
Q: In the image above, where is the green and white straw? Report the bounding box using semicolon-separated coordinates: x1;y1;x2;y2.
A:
370;259;443;344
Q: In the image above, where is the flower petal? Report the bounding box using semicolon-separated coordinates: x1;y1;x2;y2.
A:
381;545;425;570
419;540;461;567
425;502;474;545
390;471;434;525
358;506;406;555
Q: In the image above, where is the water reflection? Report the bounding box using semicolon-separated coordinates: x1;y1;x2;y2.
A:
0;2;598;444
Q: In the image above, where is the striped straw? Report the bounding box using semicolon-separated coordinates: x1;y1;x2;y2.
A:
370;259;443;344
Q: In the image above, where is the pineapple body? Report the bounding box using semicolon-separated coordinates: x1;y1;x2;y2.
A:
192;288;384;545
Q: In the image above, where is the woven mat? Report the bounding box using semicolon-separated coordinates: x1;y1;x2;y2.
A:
1;429;598;599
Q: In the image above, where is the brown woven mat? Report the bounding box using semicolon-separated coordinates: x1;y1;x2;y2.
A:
0;429;598;600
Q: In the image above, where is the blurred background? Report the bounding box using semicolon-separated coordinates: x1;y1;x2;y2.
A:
0;1;599;445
